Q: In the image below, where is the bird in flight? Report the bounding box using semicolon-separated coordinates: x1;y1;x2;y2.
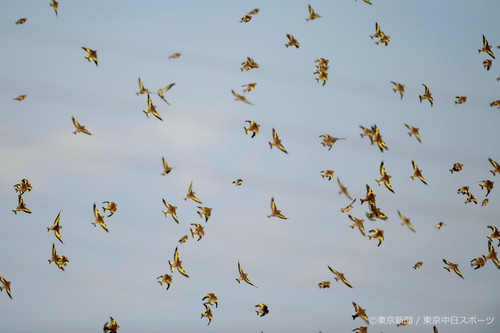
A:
442;259;464;279
352;302;369;324
136;78;152;96
103;317;120;333
328;266;353;288
321;170;334;181
236;261;257;287
72;117;92;135
255;304;269;317
92;203;109;232
184;181;202;204
285;34;300;48
479;35;495;59
16;18;27;25
340;198;356;213
375;161;395;193
306;5;321;21
190;223;205;241
202;293;219;308
479;180;494;197
47;211;64;243
449;163;463;173
168;53;181;59
267;197;287;219
231;89;253;104
48;243;69;271
197;206;212;222
157;83;175;104
81;47;98;66
161;157;174;175
143;94;162;121
337;178;353;200
368;229;385;246
269;128;288;154
240;57;259;71
398;210;416;233
319;134;345;150
413;262;423;270
102;201;117;217
454;96;467;104
405;124;421;143
419;84;434;106
201;304;213;325
168;247;189;278
242;82;257;93
157;274;172;290
488;158;500;175
348;215;366;236
50;0;58;16
0;276;13;299
12;195;31;214
14;179;32;196
390;81;405;99
244;120;260;138
411;160;428;185
13;94;27;101
162;199;179;223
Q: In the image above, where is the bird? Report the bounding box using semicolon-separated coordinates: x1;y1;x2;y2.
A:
244;120;260;138
327;266;353;288
318;281;331;288
190;223;205;241
435;222;446;229
479;35;495;59
235;261;257;287
255;304;269;317
242;82;257;93
390;81;405;99
285;34;300;48
157;83;175;104
454;96;467;104
340;198;356;213
102;201;117;217
490;100;500;109
411;160;427;184
449;163;463;173
13;94;27;101
368;229;385;246
135;78;152;96
482;198;489;206
365;201;388;221
48;243;69;271
319;134;345;150
352;302;369;324
103;317;120;333
398;210;416;232
0;276;13;299
168;247;189;278
321;170;334;181
161;157;175;175
488;158;500;175
184;181;202;204
267;197;287;219
442;259;464;279
12;195;31;215
413;262;423;269
357;0;372;4
483;59;492;70
157;274;172;290
405;124;421;143
72;117;92;135
375;161;395;193
485;241;500;269
306;4;321;21
479;180;494;197
162;199;179;223
202;293;219;308
178;235;188;244
487;225;500;246
269;128;288;154
397;320;409;327
233;179;243;186
50;0;58;16
81;47;98;66
360;184;376;205
352;327;368;333
47;211;63;244
14;179;32;195
240;8;259;23
197;206;212;222
16;18;27;25
143;94;162;121
200;304;213;325
168;53;181;59
419;84;434;106
348;215;366;236
337;178;353;200
231;89;253;104
240;57;259;71
470;255;487;270
92;203;109;232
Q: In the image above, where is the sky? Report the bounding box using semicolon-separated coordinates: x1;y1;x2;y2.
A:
1;0;500;332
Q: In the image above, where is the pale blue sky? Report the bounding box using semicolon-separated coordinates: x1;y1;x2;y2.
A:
1;1;499;332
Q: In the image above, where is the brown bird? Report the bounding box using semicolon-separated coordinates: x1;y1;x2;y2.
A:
419;84;434;106
337;178;353;200
348;215;366;236
168;53;181;59
413;262;423;270
360;184;376;205
50;0;58;16
405;124;421;143
483;59;493;70
449;163;463;173
375;161;395;193
136;78;151;95
162;199;179;223
231;89;253;105
328;266;353;288
255;304;269;317
352;302;369;324
12;195;31;214
398;210;416;233
321;170;334;181
390;81;405;99
81;47;98;66
487;225;500;246
488;158;500;175
197;206;212;222
244;120;260;138
92;203;109;232
368;229;384;246
285;34;300;48
0;276;13;299
242;82;257;93
269;128;288;154
16;18;27;25
318;281;331;288
202;293;219;308
306;4;321;21
319;134;345;150
72;117;92;135
470;255;487;270
103;317;120;333
184;181;202;204
157;274;172;290
13;94;27;101
479;180;494;197
479;35;495;59
168;247;189;278
143;94;162;121
47;211;63;244
485;241;500;269
157;83;175;104
340;198;356;213
201;304;213;325
454;96;467;104
235;261;257;287
240;57;259;71
102;201;117;217
161;157;174;175
267;197;287;219
442;259;464;279
410;160;427;185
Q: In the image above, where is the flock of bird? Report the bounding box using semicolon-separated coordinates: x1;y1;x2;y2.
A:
3;1;500;332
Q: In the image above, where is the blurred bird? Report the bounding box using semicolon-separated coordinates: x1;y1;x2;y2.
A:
483;59;492;70
267;197;287;219
375;161;395;193
92;203;109;232
482;198;489;206
328;266;353;288
255;304;269;317
490;100;500;109
102;201;117;217
240;8;259;23
357;0;372;4
470;255;487;270
178;235;188;244
241;57;259;71
161;157;175;175
233;179;243;186
366;201;388;221
14;179;32;196
47;211;63;243
348;215;366;236
352;302;369;324
479;180;494;196
12;195;31;214
168;53;181;59
190;223;205;241
184;181;202;204
162;200;179;224
318;281;330;288
135;78;151;96
285;34;300;48
72;117;92;135
405;124;421;143
319;134;345;150
413;262;423;269
442;259;464;279
157;274;172;290
397;320;409;327
103;317;120;333
419;84;434;106
157;83;175;104
81;47;98;66
435;222;446;229
244;120;260;138
360;184;376;205
202;293;219;308
143;94;162;121
48;243;69;271
411;160;428;184
197;206;212;222
13;94;27;101
50;0;58;16
306;4;321;21
242;82;257;93
449;163;463;173
337;178;353;200
454;96;467;104
352;327;368;333
340;198;356;213
168;247;189;278
0;276;13;299
487;225;500;246
201;304;213;325
368;229;384;246
488;158;500;175
16;18;27;25
485;240;500;269
398;210;416;232
321;170;334;181
478;35;495;59
390;81;405;99
236;261;257;287
231;89;253;104
269;128;288;154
